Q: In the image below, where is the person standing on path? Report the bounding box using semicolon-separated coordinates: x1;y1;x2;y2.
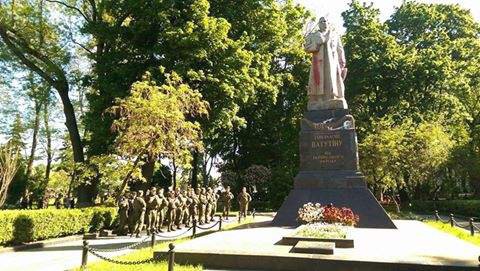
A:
221;186;234;219
238;187;252;218
132;190;146;238
117;194;129;235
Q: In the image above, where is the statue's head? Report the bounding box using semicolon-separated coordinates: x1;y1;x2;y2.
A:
318;17;328;32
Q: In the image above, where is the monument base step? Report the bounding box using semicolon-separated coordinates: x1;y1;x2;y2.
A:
272;187;396;229
291;241;335;254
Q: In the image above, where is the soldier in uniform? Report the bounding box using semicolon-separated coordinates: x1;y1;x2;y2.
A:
210;189;220;221
146;187;160;235
142;190;150;232
175;190;185;229
128;191;136;234
117;194;129;235
238;187;252;218
198;187;207;224
166;191;177;232
181;190;190;226
221;186;234;219
132;190;147;238
205;188;213;222
156;188;167;232
187;188;198;226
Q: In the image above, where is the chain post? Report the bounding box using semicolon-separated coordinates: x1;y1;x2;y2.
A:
192;219;197;239
151;232;156;249
81;240;89;269
435;210;439;222
218;215;222;231
470;218;475;236
450;214;454;227
168;243;175;271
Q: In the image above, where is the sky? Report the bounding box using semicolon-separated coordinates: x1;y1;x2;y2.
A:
295;0;480;32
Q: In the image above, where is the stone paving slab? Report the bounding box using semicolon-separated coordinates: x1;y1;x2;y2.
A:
156;219;480;271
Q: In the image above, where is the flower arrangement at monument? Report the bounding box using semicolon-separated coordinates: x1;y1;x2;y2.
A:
295;223;347;239
297;202;359;226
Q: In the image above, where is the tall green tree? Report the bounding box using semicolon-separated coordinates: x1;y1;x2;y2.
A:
0;0;84;163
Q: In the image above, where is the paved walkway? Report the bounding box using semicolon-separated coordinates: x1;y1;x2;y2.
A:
0;219;226;271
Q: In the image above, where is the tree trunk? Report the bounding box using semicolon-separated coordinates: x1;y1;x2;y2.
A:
56;85;84;163
43;102;52;201
172;157;177;190
26;99;42;185
191;151;199;188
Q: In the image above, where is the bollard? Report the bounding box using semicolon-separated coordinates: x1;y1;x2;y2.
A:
252;208;256;219
192;219;197;239
238;213;241;223
450;214;454;227
470;218;475;236
168;243;175;271
218;215;222;231
435;210;439;222
81;240;89;269
151;232;156;249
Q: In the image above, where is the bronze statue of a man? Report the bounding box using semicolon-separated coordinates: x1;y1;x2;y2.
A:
305;17;348;110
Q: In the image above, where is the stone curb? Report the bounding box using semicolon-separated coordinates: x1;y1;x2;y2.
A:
0;234;84;253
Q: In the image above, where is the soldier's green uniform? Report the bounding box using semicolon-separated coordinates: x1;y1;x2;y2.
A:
156;188;167;232
210;190;220;221
146;188;160;235
198;188;207;224
205;188;213;223
132;190;147;237
175;192;185;229
221;186;234;219
117;195;129;235
143;190;150;232
128;191;137;234
166;192;177;232
180;190;191;226
238;187;252;219
187;189;199;226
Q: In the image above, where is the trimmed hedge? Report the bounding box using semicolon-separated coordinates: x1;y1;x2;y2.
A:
0;207;117;245
410;200;480;218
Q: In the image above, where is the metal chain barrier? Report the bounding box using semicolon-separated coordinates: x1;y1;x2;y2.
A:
155;226;193;239
81;240;176;271
195;220;220;230
80;215;225;269
88;236;150;253
87;247;156;265
473;224;480;232
452;219;471;230
435;210;480;236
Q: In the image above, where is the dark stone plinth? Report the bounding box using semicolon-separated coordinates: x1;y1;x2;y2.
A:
291;241;335;254
272;188;396;228
294;170;365;189
273;109;396;229
299;109;359;172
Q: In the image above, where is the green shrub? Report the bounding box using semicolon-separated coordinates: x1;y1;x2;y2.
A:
410;200;480;218
0;207;117;245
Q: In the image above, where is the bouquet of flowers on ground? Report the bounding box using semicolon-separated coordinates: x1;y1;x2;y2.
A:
297;202;359;226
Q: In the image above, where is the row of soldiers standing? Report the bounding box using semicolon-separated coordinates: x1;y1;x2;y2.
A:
117;186;251;237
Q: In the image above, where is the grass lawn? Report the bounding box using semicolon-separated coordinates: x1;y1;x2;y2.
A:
76;217;254;271
426;221;480;246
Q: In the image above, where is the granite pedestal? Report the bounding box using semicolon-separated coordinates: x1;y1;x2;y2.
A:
272;109;396;228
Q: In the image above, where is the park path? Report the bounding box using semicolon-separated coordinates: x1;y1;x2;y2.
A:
0;218;228;271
